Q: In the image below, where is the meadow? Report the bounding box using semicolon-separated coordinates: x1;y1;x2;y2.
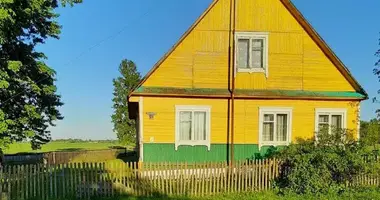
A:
3;140;125;154
91;189;380;200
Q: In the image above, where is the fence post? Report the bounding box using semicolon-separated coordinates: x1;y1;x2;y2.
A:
18;165;26;199
47;164;52;199
53;152;56;165
268;159;272;189
134;162;138;196
192;162;197;196
7;166;11;200
14;165;18;199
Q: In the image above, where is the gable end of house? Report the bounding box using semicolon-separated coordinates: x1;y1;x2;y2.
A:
129;0;367;100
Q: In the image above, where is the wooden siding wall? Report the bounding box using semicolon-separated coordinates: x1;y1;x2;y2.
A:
142;0;355;92
144;0;230;89
142;97;359;144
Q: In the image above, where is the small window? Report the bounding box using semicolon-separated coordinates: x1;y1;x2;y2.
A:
175;106;211;150
236;32;268;76
315;109;346;135
259;107;292;148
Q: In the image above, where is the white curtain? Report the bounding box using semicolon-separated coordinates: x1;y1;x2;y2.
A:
179;111;192;141
194;112;206;141
237;39;249;68
331;115;342;129
263;114;274;141
251;39;263;68
276;114;287;141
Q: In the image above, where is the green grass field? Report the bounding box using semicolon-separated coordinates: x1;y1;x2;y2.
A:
93;189;380;200
3;141;126;154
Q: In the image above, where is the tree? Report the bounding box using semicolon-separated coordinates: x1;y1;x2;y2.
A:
374;35;380;116
360;120;370;137
0;0;81;149
112;59;141;145
360;119;380;150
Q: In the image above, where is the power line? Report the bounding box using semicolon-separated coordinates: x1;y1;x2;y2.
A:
1;3;156;106
63;6;153;66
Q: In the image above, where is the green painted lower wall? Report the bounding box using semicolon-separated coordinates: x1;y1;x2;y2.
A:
143;143;280;162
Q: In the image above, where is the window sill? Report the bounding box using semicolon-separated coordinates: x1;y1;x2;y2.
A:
175;142;211;151
260;142;290;148
237;68;267;76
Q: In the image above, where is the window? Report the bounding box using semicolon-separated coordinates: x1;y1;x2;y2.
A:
235;32;269;76
259;107;292;148
315;108;346;135
175;106;211;150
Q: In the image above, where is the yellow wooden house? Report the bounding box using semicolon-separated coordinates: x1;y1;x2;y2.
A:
128;0;367;162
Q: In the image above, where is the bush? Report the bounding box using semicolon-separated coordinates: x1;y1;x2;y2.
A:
274;127;380;195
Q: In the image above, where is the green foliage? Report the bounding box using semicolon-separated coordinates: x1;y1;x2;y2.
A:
111;59;141;145
274;127;380;195
360;119;380;150
375;36;380;114
53;138;119;143
0;0;81;150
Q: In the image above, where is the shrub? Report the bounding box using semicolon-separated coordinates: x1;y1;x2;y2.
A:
274;127;380;195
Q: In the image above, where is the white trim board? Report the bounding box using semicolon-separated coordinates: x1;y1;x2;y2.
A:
139;97;144;161
357;104;361;140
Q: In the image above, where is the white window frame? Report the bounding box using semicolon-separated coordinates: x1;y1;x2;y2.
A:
175;105;211;151
314;108;347;137
259;107;292;149
235;32;269;77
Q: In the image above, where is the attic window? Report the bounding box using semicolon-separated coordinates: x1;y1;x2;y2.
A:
235;32;269;77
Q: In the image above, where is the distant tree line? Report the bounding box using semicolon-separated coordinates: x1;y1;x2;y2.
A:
52;139;119;143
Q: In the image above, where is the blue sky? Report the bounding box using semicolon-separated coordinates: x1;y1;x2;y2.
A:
38;0;380;139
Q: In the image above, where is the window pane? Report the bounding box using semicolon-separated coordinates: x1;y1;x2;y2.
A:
263;122;274;142
252;39;263;48
264;114;274;121
318;115;329;132
251;50;263;68
318;115;329;123
179;111;192;140
331;115;342;129
276;114;288;142
251;39;263;68
194;111;207;141
237;39;249;68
